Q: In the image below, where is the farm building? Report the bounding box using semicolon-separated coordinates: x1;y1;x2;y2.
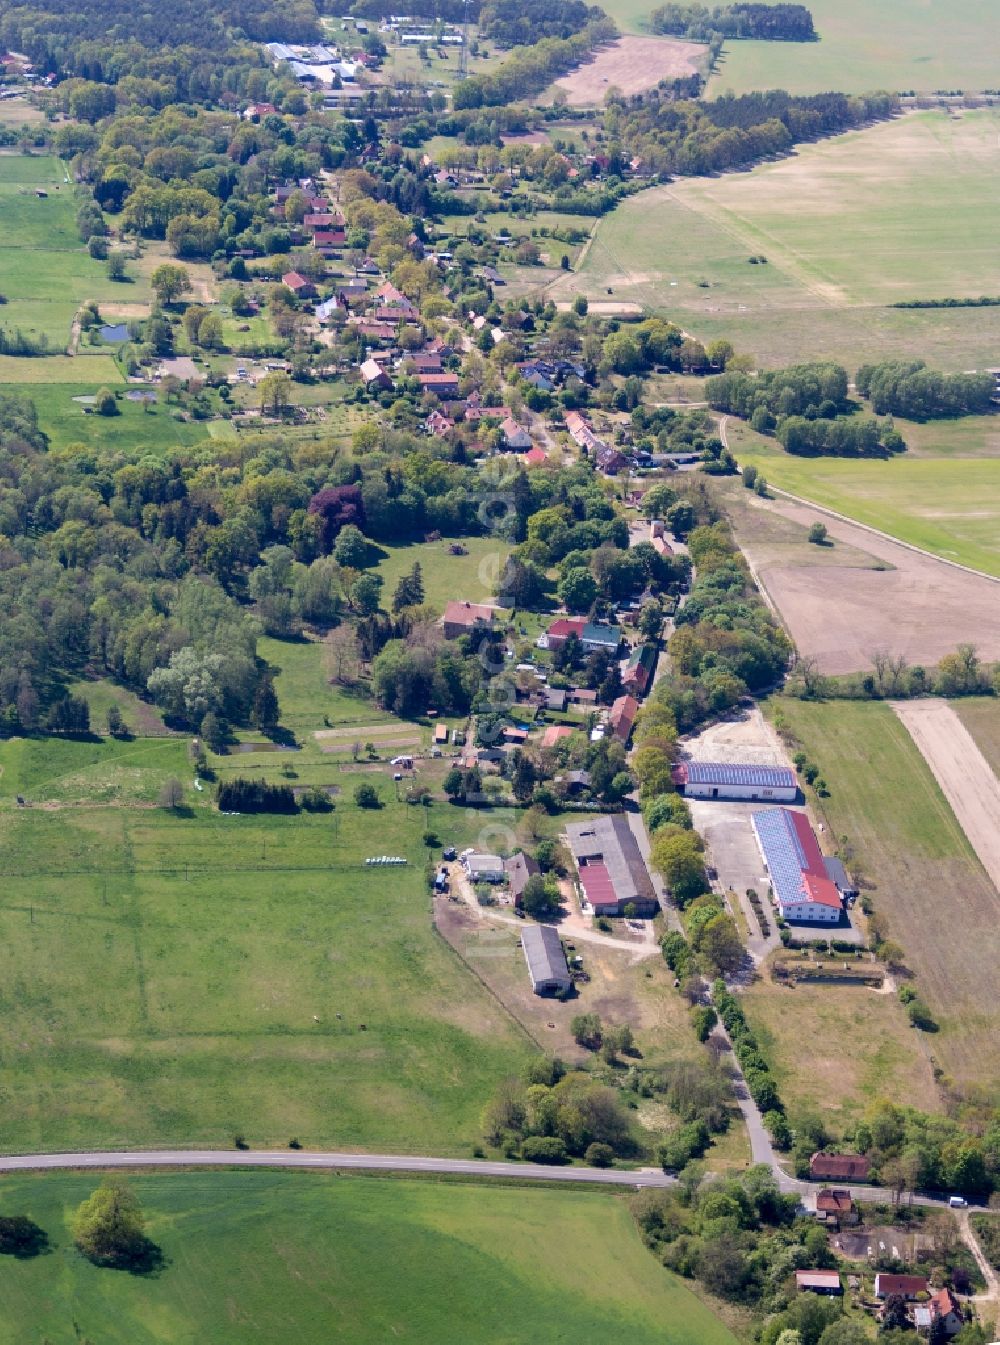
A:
566;815;659;918
504;851;540;908
464;853;505;884
752;809;844;924
676;761;798;803
521;923;571;996
795;1270;842;1296
822;854;858;900
874;1274;928;1300
809;1152;871;1181
442;600;497;639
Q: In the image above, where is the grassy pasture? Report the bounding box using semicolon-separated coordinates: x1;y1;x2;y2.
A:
374;536;511;613
770;699;1000;1097
706;0;1000;97
560;110;1000;370
0;153;152;352
0;352;123;383
0;758;533;1153
730;432;1000;578
28;383;212;453
0;1171;738;1345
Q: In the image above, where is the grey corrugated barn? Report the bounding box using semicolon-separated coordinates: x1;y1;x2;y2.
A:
521;924;571;996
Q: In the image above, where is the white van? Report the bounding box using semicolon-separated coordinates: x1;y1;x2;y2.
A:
949;1196;968;1208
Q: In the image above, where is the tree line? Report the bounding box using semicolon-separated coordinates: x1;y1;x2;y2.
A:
477;0;606;47
650;2;817;42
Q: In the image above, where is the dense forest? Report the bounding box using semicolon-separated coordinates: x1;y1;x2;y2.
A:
650;2;817;42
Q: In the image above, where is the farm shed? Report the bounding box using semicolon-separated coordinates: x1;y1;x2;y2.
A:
566;815;659;918
677;761;798;803
521;924;571;996
796;1270;842;1295
751;808;844;924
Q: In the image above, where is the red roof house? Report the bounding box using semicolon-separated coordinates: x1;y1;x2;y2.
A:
608;694;639;745
809;1152;871;1181
545;617;586;649
281;271;316;298
874;1274;928;1300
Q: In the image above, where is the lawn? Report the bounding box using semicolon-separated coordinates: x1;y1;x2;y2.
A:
770;699;1000;1096
0;732;535;1153
558;110;1000;370
374;535;511;613
0;353;123;383
0;1170;739;1345
27;384;213;454
707;0;1000;97
730;429;1000;577
0;153;153;353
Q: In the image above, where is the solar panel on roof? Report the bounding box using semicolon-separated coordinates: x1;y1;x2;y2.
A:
686;761;795;788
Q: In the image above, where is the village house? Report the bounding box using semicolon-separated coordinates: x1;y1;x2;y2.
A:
463;853;505;884
875;1273;929;1300
419;372;460;398
425;409;454;437
926;1287;964;1335
504;851;539;909
608;693;639;745
523;445;548;467
442;600;497;639
814;1189;859;1226
540;725;575;749
622;644;656;696
360;357;391;391
281;271;317;299
500;417;532;451
809;1152;872;1181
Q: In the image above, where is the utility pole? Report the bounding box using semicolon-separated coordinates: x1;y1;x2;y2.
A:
458;0;470;79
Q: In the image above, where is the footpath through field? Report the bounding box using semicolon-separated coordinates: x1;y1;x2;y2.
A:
891;700;1000;896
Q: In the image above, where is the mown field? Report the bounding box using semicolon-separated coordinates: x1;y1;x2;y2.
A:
0;152;152;351
728;424;1000;578
954;698;1000;779
770;699;1000;1097
0;1171;738;1345
705;0;1000;96
558;110;1000;369
375;536;511;613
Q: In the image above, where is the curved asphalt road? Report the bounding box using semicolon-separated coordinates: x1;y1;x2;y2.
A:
0;1149;676;1188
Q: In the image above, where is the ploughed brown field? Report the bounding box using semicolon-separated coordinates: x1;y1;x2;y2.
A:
552;35;706;105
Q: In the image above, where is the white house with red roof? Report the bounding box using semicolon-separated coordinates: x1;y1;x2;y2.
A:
751;808;844;923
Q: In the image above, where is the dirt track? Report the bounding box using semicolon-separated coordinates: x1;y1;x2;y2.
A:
553;35;706;105
892;699;1000;895
740;494;1000;675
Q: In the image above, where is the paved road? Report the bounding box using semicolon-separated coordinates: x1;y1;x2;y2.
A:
0;1149;677;1188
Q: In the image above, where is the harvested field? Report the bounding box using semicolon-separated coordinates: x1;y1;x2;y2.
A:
731;492;1000;675
891;700;1000;896
552;35;706;104
954;699;1000;779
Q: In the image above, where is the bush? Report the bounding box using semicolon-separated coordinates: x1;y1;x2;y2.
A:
354;783;381;809
585;1142;615;1168
521;1136;568;1164
299;786;334;812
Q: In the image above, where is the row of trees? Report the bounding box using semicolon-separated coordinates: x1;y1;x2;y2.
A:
477;0;604;46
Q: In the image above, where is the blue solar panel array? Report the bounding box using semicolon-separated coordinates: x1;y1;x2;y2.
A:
687;761;795;788
752;808;807;910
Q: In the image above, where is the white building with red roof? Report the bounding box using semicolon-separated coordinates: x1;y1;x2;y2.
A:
751;807;844;923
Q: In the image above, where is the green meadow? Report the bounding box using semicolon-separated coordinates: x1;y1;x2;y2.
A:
730;427;1000;577
707;0;1000;96
375;535;512;613
0;152;151;351
0;724;534;1154
30;383;213;453
0;1171;738;1345
563;110;1000;370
